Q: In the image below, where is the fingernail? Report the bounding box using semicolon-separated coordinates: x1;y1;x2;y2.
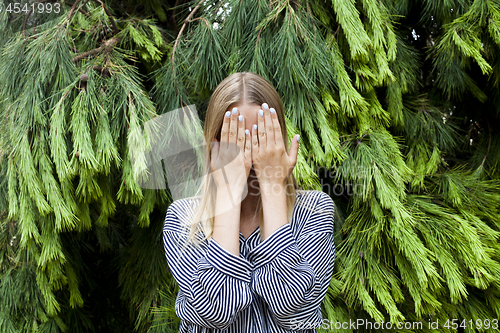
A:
225;111;231;118
296;135;300;142
270;108;276;114
238;115;243;122
258;109;263;116
253;124;257;130
262;103;269;110
232;107;238;114
245;129;250;135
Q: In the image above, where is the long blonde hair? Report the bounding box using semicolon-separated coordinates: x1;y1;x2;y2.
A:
185;72;298;246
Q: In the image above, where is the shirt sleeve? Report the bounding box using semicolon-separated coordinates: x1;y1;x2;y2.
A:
163;203;254;330
247;192;335;330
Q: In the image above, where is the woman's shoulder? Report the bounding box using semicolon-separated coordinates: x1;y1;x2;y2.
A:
294;189;334;211
167;196;202;213
292;190;335;234
164;196;202;233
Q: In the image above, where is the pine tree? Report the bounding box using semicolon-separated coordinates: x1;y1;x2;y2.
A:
1;0;500;332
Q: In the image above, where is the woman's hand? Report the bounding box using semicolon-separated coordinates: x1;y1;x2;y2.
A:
211;107;251;256
251;103;299;192
211;107;252;199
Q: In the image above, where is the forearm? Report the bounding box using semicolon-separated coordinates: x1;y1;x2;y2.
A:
260;184;288;240
247;191;336;329
212;191;241;256
247;225;333;329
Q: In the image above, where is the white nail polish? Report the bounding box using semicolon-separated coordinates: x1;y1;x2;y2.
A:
225;111;231;118
262;103;269;110
253;124;257;130
258;109;263;116
238;115;243;122
245;129;250;135
232;107;238;114
296;135;300;142
270;108;276;114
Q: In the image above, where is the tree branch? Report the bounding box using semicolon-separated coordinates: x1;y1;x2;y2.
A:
64;0;90;17
170;0;181;32
186;16;210;28
72;37;121;62
72;45;104;62
171;0;205;72
33;18;40;34
93;0;119;35
51;0;84;37
67;0;83;21
306;1;316;31
23;0;51;38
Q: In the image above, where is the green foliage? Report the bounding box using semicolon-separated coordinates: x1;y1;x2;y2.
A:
1;0;500;332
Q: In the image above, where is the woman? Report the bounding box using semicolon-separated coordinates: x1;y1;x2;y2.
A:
163;72;335;332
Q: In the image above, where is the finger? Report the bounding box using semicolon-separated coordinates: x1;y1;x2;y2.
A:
220;111;231;150
263;103;274;146
257;107;266;148
270;107;283;149
229;107;239;146
251;124;259;158
244;128;251;162
211;138;219;171
288;134;300;173
237;113;245;155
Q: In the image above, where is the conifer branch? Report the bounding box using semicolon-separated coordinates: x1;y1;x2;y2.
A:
170;0;182;31
186;17;210;28
64;0;90;17
72;45;105;62
33;18;40;34
171;0;205;72
67;0;83;22
51;0;87;38
71;37;121;62
23;0;51;38
306;1;316;30
256;27;263;45
92;0;119;35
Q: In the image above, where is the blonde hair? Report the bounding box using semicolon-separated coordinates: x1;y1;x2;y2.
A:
185;72;298;246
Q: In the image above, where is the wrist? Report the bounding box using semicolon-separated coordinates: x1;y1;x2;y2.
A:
215;179;246;198
259;182;287;197
259;185;288;240
260;188;288;211
215;187;242;217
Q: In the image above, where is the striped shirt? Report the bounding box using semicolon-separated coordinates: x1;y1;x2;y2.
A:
163;190;335;332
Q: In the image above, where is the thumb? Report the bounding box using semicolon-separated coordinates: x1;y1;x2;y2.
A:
288;134;300;170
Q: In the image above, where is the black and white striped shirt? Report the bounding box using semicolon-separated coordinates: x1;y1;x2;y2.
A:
163;190;335;332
